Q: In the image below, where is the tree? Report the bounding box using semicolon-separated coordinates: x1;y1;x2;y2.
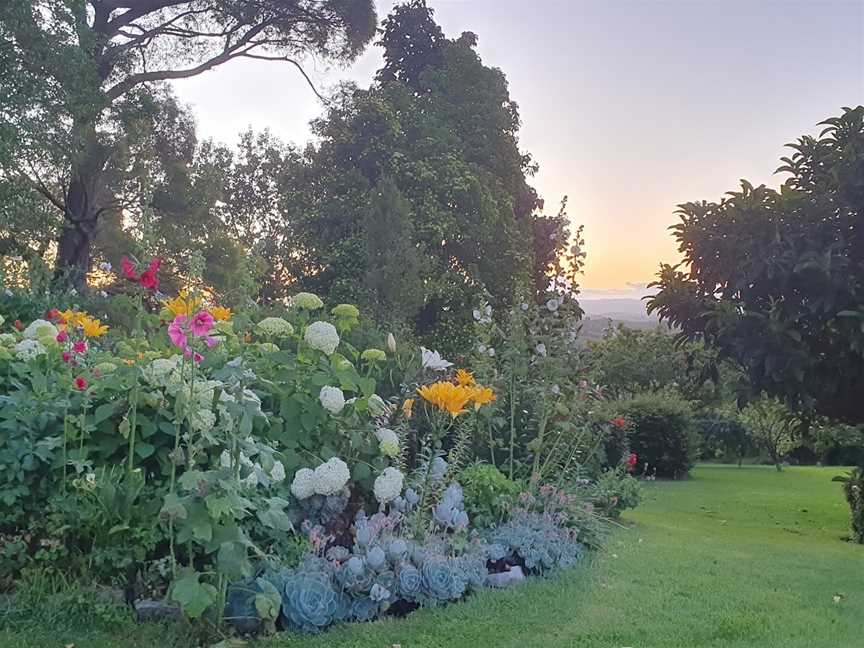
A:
1;0;376;286
739;397;797;471
649;107;864;423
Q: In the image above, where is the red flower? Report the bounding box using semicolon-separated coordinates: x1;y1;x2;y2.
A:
121;256;138;280
138;258;161;291
62;351;73;363
627;453;638;471
45;309;61;322
74;376;88;391
73;340;87;354
13;320;22;331
610;417;628;429
56;330;68;343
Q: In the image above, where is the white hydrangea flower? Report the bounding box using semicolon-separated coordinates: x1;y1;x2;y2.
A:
375;428;400;458
143;356;182;387
373;467;404;502
421;347;452;371
270;461;286;483
291;467;316;499
15;339;47;361
0;333;15;346
292;292;324;310
313;457;350;495
256;317;294;338
191;409;217;433
319;385;345;414
23;319;58;341
258;342;279;353
304;321;339;354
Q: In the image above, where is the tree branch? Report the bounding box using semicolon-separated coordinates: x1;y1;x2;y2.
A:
240;53;329;104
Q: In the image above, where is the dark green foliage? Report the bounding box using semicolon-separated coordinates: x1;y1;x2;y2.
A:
612;394;697;478
591;468;642;518
832;467;864;543
695;416;753;465
458;464;520;528
649;106;864;424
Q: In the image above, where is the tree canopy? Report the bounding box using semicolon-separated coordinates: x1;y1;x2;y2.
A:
649;106;864;423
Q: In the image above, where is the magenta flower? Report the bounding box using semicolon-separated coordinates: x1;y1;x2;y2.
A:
168;315;188;349
190;310;214;337
73;341;87;354
204;335;219;348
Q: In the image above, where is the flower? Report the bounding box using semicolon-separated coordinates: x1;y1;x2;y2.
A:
75;376;88;390
256;316;294;338
535;343;547;357
313;457;350;495
360;348;387;364
367;394;389;417
190;310;215;337
319;385;345;414
168;316;188;349
191;409;216;433
402;398;414;419
72;340;87;354
417;381;474;418
546;298;559;312
79;316;108;338
375;428;400;458
454;369;475;386
56;330;68;343
62;351;73;363
305;321;339;355
386;333;397;353
627;453;638;470
15;339;46;361
139;258;161;290
610;417;628;429
487;347;496;357
98;261;112;272
421;347;452;371
331;303;359;319
0;333;13;346
292;292;324;310
467;385;496;410
164;291;202;318
374;467;404;502
291;468;316;500
121;256;138;280
258;342;279;354
270;461;286;483
22;319;58;341
210;306;232;321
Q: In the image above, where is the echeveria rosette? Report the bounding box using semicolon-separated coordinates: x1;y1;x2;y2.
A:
304;321;340;355
421;559;459;602
280;571;340;634
396;564;422;600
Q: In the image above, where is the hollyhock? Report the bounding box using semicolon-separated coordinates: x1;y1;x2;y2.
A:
138;258;160;290
56;330;68;343
62;351;73;363
73;340;87;354
121;256;138;280
204;336;219;348
75;376;88;390
13;320;22;331
168;316;188;349
190;310;214;337
627;453;638;470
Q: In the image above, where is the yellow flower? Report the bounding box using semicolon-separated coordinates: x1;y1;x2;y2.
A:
79;316;108;338
467;385;496;410
454;369;475;386
59;309;80;328
402;398;414;419
164;290;202;318
417;381;474;418
210;306;232;322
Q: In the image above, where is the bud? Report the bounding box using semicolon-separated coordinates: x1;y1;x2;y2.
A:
386;332;396;353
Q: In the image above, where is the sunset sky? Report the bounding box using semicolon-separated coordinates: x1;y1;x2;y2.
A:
172;0;864;297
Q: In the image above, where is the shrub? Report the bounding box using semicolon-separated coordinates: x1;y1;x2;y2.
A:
833;467;864;544
739;396;797;472
613;393;697;478
459;464;520;527
591;468;642;518
695;416;753;465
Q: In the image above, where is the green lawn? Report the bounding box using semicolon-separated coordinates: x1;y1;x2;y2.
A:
2;465;861;648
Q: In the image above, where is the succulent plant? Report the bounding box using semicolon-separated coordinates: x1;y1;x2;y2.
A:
396;563;423;600
485;512;584;574
421;558;458;601
350;595;379;622
280;570;340;633
366;546;387;571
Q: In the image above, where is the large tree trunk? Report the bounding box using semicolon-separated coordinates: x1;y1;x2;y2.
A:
54;129;109;288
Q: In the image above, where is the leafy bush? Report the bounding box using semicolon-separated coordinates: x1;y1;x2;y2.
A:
833;467;864;544
591;468;642;518
612;393;697;478
695;416;753;465
739;396;797;471
459;464;520;527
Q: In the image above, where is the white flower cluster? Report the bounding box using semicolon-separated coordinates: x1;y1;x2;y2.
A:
292;292;324;310
304;321;340;355
15;339;47;361
319;385;345;414
23;319;58;341
142;355;183;389
290;457;351;499
0;333;15;346
256;316;294;338
375;428;400;458
373;467;404;502
421;346;452;371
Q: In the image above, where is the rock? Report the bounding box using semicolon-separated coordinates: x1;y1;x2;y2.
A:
484;565;526;589
134;598;181;622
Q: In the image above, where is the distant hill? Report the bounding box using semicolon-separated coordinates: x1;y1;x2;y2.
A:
576;297;664;342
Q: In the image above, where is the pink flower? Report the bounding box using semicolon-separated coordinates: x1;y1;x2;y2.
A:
121;256;138;280
62;351;72;363
56;330;68;343
73;341;87;354
75;376;88;391
190;310;214;337
204;336;219;348
168;316;188;349
139;258;160;291
183;347;203;363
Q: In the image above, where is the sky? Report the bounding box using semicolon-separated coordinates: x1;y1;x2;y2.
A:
172;0;864;298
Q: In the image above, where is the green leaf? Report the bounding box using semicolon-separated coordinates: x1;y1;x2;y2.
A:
357;377;376;397
93;401;120;425
170;571;217;619
254;579;282;621
160;493;187;521
217;541;251;579
178;470;206;491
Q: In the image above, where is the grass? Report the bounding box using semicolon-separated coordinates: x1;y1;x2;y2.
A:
1;465;861;648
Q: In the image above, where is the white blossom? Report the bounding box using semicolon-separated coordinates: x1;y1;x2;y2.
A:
535;343;547;357
22;319;57;341
521;302;529;311
292;292;324;310
546;298;559;312
487;347;496;357
373;467;404;502
270;461;286;483
305;321;340;354
313;458;351;495
319;385;346;414
375;428;400;457
0;333;15;346
291;468;316;500
191;409;217;433
14;339;47;361
256;317;294;337
421;346;452;371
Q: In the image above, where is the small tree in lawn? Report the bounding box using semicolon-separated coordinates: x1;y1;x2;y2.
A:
739;396;796;471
